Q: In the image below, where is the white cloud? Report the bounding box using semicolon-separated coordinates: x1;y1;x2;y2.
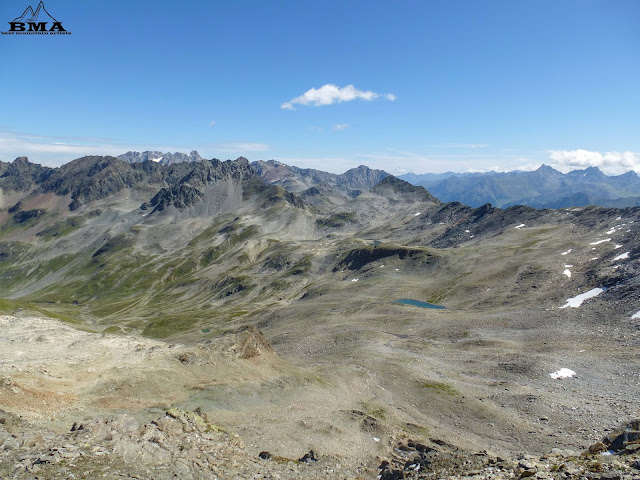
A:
281;84;396;110
548;149;640;175
333;123;350;131
209;120;216;126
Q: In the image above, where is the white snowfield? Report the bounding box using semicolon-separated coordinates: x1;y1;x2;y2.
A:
550;368;576;379
590;238;611;245
563;269;571;278
561;249;572;255
560;288;604;308
613;252;629;261
514;224;525;229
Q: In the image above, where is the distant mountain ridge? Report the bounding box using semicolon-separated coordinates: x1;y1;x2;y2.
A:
400;165;640;208
9;150;640;210
251;160;389;196
117;150;204;165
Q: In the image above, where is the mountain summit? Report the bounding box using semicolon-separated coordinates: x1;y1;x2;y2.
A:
117;150;204;165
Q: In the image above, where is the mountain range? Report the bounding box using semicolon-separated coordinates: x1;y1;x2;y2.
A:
399;165;640;208
1;153;639;478
117;150;204;165
110;151;640;209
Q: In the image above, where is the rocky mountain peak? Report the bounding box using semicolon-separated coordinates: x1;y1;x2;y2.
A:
117;150;204;165
371;175;440;203
12;156;31;166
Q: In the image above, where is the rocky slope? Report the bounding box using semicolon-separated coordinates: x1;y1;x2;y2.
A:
1;155;640;478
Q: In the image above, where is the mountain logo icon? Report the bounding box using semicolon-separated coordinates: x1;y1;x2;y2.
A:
2;1;70;35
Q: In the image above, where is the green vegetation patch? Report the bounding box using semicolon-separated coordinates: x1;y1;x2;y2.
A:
316;212;356;228
0;297;18;314
187;218;229;247
336;244;436;271
0;209;48;236
92;233;135;257
420;380;459;396
36;214;94;241
287;254;312;276
142;315;200;338
0;242;28;263
229;224;260;246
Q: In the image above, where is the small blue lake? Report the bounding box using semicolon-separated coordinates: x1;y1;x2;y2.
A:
393;298;446;310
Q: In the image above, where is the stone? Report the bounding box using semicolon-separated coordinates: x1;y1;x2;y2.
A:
298;450;318;462
604;419;640;452
598;473;621;480
2;437;19;451
25;434;43;448
519;468;536;478
589;442;608;455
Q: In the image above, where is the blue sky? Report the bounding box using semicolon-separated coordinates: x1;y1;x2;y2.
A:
1;0;639;174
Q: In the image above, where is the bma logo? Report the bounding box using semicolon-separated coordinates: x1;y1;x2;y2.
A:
2;1;70;35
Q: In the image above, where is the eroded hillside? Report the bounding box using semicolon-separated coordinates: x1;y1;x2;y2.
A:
1;156;639;479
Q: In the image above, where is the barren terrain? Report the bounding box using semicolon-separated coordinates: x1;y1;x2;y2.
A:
1;157;640;478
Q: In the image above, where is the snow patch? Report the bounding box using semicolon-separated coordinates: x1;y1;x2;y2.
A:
563;269;571;278
414;212;421;216
150;157;163;163
613;252;629;261
351;279;359;282
561;288;604;308
590;257;599;261
514;224;525;229
632;311;640;319
614;244;623;249
550;368;576;379
590;238;611;245
465;229;470;233
561;249;572;255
